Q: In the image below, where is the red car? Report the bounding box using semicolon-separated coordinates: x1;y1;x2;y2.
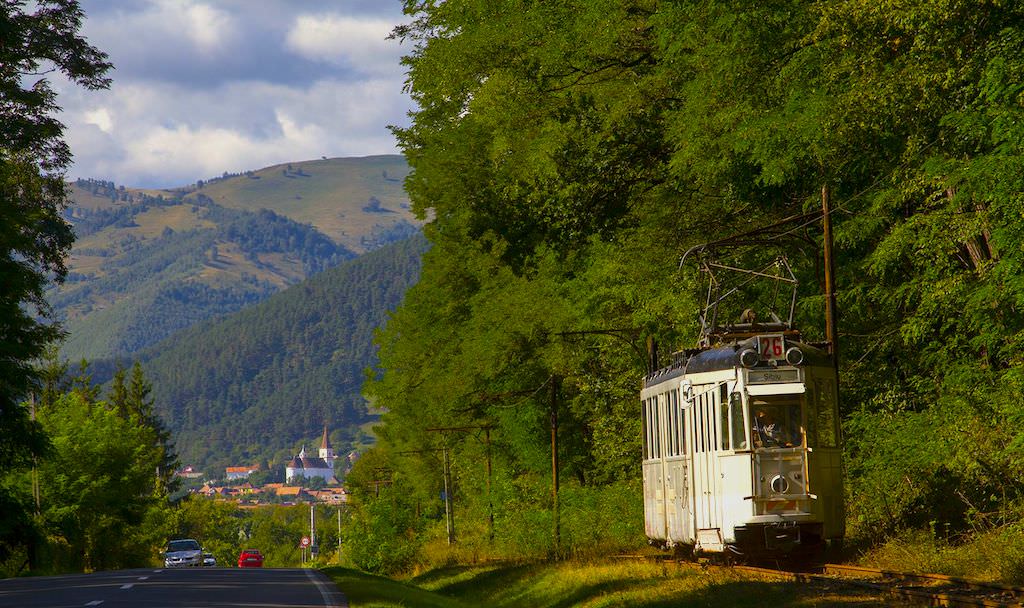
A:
237;549;264;568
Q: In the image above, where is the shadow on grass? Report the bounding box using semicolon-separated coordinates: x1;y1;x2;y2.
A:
407;564;496;588
544;577;675;608
639;579;888;608
321;566;468;608
430;563;539;602
323;564;890;608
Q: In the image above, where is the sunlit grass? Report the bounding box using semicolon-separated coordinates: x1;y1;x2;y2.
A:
324;559;890;607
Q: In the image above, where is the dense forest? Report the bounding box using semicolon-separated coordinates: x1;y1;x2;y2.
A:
130;234;428;472
337;0;1024;573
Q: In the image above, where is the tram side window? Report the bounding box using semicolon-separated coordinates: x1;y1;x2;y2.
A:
711;390;719;452
805;385;818;449
667;391;677;456
816;379;839;448
675;388;684;454
730;392;748;450
652;399;661;458
695;394;704;453
719;386;730;451
641;399;649;460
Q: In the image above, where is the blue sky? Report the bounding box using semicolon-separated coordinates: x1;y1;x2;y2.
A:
55;0;414;188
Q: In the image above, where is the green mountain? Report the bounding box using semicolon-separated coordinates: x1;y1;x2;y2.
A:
131;234;427;474
55;155;419;361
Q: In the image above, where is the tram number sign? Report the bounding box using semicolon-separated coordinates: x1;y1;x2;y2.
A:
757;335;785;361
300;536;310;548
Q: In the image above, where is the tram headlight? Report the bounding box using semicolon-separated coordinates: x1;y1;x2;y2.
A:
785;347;804;366
739;349;759;368
770;475;790;494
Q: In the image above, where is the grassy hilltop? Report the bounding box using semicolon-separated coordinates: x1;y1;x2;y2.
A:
55;155;418;361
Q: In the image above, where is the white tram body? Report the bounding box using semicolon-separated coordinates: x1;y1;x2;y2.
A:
641;332;844;556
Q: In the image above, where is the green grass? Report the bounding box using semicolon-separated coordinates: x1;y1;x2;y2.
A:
857;524;1024;584
188;155;416;251
321;567;467;608
323;559;892;607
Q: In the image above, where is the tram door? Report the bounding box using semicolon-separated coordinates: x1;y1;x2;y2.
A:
641;395;666;540
663;388;689;543
691;384;724;551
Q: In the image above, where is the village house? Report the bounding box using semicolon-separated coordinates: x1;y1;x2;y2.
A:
175;465;204;479
225;464;260;481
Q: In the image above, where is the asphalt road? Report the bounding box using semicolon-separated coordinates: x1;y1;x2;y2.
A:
0;567;347;608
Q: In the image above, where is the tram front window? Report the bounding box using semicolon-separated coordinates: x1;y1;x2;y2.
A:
751;396;802;448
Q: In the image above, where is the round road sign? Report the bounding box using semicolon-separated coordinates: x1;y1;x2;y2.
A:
300;536;310;548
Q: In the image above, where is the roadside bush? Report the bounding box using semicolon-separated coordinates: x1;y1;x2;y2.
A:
859;522;1024;584
343;487;423;575
844;380;1024;543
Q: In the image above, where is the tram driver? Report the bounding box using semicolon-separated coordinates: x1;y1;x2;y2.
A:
753;407;799;448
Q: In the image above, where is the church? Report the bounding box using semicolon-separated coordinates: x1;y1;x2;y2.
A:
285;426;338;484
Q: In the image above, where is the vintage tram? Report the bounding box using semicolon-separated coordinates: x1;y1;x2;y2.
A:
642;259;844;557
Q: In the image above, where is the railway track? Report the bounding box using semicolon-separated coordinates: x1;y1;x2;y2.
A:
733;562;1024;607
613;554;1024;606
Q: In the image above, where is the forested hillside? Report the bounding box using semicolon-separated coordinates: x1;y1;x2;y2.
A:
54;156;418;361
56;195;354;360
340;0;1024;573
134;234;427;472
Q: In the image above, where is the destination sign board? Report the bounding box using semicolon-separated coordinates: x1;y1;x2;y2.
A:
747;369;800;384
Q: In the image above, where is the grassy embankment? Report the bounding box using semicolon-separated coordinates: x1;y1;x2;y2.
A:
322;559;889;607
322;525;1024;606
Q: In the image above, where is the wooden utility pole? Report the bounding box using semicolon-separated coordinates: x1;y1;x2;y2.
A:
550;376;560;549
442;446;454;545
822;184;839;371
310;503;318;559
425;425;495;543
485;427;493;542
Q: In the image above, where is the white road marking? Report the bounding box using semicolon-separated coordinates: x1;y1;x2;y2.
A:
85;602;103;606
138;576;149;580
153;569;163;573
120;584;134;590
304;569;348;608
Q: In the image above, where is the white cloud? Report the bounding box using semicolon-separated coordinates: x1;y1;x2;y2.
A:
83;107;113;133
86;0;239;61
56;1;414;188
62;77;412;186
285;14;401;75
178;1;236;54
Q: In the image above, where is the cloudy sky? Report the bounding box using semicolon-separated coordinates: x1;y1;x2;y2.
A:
55;0;414;188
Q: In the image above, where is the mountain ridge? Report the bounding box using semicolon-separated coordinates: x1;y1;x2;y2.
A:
54;155;419;362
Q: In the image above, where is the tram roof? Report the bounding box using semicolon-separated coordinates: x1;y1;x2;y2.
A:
642;335;831;389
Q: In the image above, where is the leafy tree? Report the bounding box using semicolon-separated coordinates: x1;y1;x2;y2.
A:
33;391;171;571
368;0;1024;558
0;1;111;565
109;362;179;494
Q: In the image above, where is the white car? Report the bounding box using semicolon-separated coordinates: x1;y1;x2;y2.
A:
164;539;203;568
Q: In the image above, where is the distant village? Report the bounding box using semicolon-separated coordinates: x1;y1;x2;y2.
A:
175;427;358;508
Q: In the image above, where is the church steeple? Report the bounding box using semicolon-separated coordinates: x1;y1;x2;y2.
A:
319;425;335;467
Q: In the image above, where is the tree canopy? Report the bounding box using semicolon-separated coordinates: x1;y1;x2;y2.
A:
354;0;1024;559
0;0;111;565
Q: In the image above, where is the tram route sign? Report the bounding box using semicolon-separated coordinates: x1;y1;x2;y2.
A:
757;334;785;361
